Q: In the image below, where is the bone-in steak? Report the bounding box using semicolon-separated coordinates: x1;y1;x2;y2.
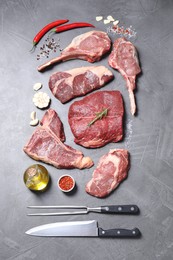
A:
49;66;114;103
68;91;124;148
86;149;129;198
38;31;111;71
23;109;93;169
108;38;141;115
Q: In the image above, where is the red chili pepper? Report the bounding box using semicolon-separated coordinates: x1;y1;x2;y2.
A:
30;19;69;52
51;22;95;33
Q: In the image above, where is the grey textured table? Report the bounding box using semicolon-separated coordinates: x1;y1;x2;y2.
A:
0;0;173;259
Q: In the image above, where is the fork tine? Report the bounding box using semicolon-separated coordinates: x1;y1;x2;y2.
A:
27;210;88;216
27;205;87;209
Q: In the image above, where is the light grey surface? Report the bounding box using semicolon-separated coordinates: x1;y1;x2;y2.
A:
0;0;173;259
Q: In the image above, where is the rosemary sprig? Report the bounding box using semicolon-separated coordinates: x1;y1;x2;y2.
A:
87;108;109;127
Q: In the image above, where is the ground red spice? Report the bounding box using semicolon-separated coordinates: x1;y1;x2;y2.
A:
59;176;74;191
108;24;137;39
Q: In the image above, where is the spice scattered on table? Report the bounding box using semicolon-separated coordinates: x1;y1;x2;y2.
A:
95;14;137;39
30;19;69;51
36;36;62;60
107;24;137;39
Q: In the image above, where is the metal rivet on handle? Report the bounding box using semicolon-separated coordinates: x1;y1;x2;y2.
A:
132;231;136;234
118;207;122;211
131;207;135;211
105;207;109;211
117;230;121;234
102;231;105;234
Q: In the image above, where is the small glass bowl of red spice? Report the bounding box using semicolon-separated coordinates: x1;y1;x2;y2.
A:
58;174;75;193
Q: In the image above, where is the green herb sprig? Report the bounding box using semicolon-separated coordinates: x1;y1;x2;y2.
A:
87;108;108;127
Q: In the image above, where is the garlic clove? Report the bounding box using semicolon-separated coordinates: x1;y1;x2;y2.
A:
30;111;36;120
96;16;103;21
113;20;120;26
104;19;110;24
30;118;39;126
33;82;42;91
33;92;50;109
107;15;114;22
43;93;48;98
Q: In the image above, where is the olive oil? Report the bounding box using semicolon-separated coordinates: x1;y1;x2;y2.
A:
24;164;49;191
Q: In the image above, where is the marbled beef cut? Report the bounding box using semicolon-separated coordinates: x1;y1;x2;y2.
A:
49;66;114;103
38;31;111;71
86;149;129;198
23;109;93;169
108;38;141;115
68;91;124;148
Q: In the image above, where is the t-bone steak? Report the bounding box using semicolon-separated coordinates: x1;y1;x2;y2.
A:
108;37;141;115
49;66;114;103
38;31;111;71
23;109;93;169
68;91;124;148
85;149;129;198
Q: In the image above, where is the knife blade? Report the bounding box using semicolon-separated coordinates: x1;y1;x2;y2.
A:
25;220;141;238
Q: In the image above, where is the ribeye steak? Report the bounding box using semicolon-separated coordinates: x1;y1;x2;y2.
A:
38;31;111;71
23;109;93;169
86;149;129;198
49;66;114;103
68;91;124;148
108;38;141;115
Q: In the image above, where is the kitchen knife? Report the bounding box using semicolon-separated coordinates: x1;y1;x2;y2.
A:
25;220;141;238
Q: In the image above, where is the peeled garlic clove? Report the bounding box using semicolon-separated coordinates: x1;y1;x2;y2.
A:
107;15;114;22
30;111;36;120
96;16;103;21
113;20;120;26
30;118;39;126
104;19;110;24
33;82;42;91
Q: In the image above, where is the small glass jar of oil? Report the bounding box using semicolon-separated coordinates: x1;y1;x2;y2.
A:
23;164;49;191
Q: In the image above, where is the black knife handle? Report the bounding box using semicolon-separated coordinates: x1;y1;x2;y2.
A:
100;205;139;214
98;227;141;238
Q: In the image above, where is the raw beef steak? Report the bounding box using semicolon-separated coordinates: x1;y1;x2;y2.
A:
23;109;93;169
68;91;124;148
86;149;129;198
49;66;114;103
38;31;111;71
108;38;141;115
